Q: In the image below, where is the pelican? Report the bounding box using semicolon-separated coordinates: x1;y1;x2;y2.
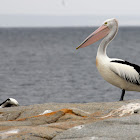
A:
0;98;19;108
76;18;140;101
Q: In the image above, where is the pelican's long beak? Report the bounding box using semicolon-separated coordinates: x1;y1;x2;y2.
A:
76;25;110;49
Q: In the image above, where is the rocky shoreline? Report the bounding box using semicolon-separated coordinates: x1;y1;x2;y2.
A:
0;100;140;139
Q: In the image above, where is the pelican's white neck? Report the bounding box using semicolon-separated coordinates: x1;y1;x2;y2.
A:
97;38;109;57
97;22;118;58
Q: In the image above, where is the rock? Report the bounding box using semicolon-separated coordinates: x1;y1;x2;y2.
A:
0;126;63;140
0;100;140;139
54;115;140;140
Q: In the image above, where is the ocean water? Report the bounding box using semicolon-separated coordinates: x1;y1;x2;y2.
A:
0;27;140;105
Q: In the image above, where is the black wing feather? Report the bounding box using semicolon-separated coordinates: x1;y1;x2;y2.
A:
110;60;140;85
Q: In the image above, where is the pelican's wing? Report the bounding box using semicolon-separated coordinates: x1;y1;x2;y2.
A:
110;60;140;85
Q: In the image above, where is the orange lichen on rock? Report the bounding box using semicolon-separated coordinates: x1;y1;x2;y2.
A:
15;108;86;122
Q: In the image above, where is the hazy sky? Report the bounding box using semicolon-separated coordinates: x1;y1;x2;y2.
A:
0;0;140;27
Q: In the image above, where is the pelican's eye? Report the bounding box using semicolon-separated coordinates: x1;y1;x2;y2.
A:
104;22;108;25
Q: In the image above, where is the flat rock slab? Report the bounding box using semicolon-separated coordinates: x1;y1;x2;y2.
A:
0;100;140;139
54;115;140;140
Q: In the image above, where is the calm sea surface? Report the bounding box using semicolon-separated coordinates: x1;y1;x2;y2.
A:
0;27;140;105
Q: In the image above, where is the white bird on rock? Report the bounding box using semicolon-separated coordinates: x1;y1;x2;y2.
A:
76;18;140;101
0;98;19;108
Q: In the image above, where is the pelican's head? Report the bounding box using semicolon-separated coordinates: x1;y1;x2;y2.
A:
76;18;118;49
103;18;118;29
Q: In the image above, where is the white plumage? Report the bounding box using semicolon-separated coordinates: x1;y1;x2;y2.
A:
0;98;19;108
77;18;140;101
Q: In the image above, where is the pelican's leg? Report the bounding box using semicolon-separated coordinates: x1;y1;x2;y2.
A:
119;89;125;101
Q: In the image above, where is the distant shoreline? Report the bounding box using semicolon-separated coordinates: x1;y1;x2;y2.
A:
0;15;140;27
0;26;140;29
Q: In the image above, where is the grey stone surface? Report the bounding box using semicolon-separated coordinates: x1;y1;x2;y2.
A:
54;115;140;140
0;100;140;139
